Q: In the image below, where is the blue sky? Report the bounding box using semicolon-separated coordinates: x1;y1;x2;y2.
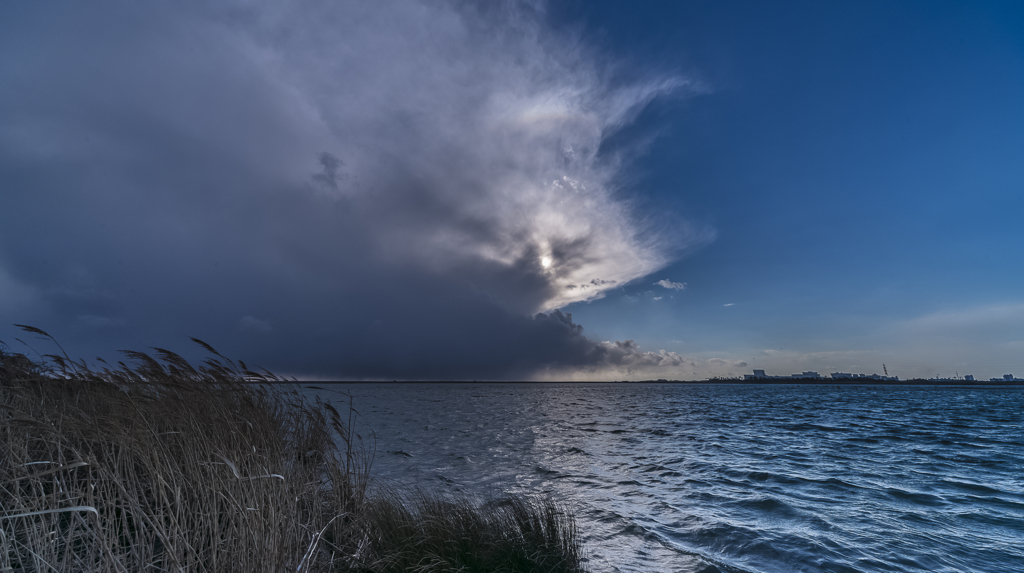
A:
553;0;1024;379
1;1;1022;380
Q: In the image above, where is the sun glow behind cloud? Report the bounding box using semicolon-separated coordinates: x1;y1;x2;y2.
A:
0;0;715;379
240;0;713;314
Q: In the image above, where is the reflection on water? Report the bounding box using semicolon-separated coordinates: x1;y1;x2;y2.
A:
308;383;1024;573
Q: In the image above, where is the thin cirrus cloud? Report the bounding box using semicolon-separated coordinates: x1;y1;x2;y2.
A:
0;0;712;379
655;279;688;290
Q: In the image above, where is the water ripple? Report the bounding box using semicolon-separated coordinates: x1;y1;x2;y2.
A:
315;383;1024;573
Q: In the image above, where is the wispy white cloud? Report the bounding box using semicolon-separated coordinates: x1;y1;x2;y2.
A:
655;279;687;290
868;302;1024;378
892;302;1024;331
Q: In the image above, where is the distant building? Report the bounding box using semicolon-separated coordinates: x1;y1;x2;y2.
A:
831;372;898;381
744;369;902;381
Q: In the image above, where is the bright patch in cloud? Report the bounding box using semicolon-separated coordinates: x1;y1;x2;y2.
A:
0;0;714;379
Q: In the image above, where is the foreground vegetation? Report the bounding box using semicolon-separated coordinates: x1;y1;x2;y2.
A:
0;327;586;573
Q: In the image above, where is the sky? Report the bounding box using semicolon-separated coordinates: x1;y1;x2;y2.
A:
2;0;1022;381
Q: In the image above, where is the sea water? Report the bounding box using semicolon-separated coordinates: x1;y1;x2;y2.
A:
309;383;1024;573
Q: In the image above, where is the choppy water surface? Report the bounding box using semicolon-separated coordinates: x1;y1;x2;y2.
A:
311;383;1024;572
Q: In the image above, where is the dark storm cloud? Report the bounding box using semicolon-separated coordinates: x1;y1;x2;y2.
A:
0;0;711;379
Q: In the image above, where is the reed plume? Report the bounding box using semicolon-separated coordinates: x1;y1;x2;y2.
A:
0;327;587;573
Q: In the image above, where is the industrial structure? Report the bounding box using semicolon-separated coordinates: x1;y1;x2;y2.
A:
742;370;1024;383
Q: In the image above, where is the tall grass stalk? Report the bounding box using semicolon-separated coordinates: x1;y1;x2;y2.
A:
1;328;588;573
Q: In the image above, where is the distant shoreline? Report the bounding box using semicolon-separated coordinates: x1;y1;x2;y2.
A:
297;379;1024;385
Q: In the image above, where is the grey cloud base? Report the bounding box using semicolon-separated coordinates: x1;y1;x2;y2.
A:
0;0;706;379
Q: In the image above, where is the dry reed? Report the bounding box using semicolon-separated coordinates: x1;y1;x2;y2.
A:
0;327;588;573
354;489;586;573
